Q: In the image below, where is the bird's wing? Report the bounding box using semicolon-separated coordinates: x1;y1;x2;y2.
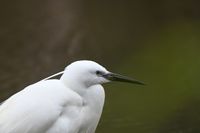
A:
0;80;82;133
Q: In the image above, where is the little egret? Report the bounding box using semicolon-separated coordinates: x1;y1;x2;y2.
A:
0;60;144;133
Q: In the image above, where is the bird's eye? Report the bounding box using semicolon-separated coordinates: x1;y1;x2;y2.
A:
96;70;102;76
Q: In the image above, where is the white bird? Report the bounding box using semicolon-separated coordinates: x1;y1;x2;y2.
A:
0;60;144;133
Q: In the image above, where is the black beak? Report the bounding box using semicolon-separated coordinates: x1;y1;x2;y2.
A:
103;72;145;85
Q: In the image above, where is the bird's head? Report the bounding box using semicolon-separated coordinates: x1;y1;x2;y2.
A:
60;60;144;88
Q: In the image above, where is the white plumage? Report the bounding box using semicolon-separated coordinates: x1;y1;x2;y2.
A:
0;60;143;133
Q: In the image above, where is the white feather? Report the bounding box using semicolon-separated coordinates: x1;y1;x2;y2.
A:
0;60;106;133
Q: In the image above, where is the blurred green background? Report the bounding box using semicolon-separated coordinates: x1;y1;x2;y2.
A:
0;1;200;133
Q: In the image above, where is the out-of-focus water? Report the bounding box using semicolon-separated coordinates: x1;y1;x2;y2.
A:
96;23;200;133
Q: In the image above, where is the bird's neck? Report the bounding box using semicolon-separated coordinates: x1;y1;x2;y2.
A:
60;73;105;115
60;74;87;96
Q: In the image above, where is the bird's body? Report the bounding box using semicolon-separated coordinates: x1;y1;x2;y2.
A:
0;60;143;133
0;79;104;133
